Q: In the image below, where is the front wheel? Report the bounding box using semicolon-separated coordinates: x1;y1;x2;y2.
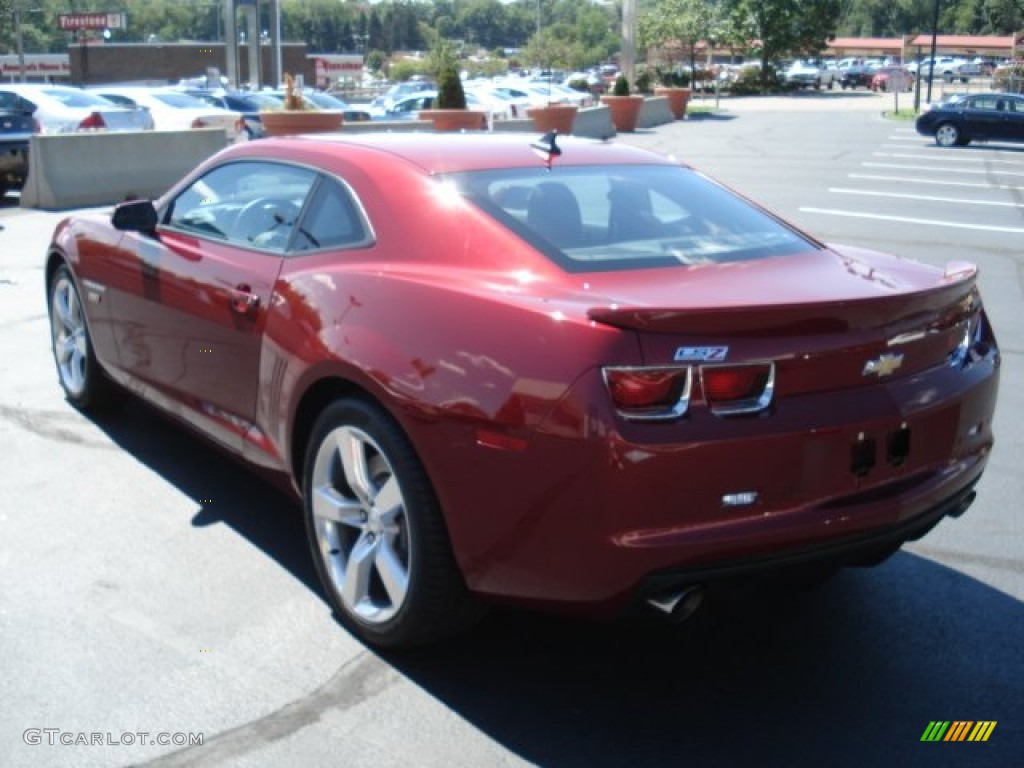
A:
935;122;962;147
303;399;482;648
48;264;112;410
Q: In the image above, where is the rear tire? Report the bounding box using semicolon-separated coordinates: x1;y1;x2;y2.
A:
303;398;482;648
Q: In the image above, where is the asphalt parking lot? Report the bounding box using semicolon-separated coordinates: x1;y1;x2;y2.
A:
2;96;1021;768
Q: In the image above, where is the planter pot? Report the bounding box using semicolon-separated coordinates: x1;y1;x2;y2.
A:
654;87;692;119
526;104;578;135
419;109;488;132
600;95;644;133
261;110;344;136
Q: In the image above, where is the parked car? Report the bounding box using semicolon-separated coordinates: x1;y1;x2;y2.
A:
784;59;839;89
916;92;1024;146
264;88;371;123
182;89;285;139
0;83;153;134
0;90;37;199
908;56;970;83
45;134;1000;648
370;90;504;125
871;67;915;92
839;64;877;90
89;86;244;141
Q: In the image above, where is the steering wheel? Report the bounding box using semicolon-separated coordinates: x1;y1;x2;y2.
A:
233;197;301;245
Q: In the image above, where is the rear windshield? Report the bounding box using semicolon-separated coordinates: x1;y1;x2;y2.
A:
42;88;118;108
453;165;818;273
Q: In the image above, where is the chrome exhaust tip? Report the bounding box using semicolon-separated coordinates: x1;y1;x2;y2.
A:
646;586;704;624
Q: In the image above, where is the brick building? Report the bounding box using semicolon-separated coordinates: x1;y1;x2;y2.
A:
68;42;313;87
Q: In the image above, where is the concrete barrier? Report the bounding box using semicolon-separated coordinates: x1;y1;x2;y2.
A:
638;97;675;129
20;129;228;210
489;105;615;140
338;120;434;133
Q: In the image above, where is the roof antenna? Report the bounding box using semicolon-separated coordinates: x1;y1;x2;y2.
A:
530;130;561;170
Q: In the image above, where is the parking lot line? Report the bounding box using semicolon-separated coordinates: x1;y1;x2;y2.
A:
798;207;1024;234
828;188;1024;209
873;152;1024;167
862;162;1024;177
849;173;1024;191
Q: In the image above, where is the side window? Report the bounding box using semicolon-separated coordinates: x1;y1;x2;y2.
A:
165;161;317;252
292;177;371;252
968;96;997;111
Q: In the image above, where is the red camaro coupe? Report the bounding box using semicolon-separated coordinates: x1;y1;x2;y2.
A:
46;133;1000;647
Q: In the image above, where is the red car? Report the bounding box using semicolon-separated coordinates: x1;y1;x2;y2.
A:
871;66;915;92
46;133;1000;647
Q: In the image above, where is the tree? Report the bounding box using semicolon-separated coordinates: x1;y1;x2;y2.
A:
639;0;718;80
722;0;843;90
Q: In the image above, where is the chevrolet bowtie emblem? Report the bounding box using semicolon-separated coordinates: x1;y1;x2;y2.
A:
863;353;904;377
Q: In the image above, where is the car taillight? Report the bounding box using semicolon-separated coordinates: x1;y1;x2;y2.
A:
191;117;207;128
700;363;775;416
78;112;106;131
602;366;691;421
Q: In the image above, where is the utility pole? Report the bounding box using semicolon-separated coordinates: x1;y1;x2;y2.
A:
622;0;636;87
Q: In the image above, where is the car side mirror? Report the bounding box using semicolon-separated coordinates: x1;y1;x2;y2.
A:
112;199;158;234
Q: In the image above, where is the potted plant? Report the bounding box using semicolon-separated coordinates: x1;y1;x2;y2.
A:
420;39;487;131
601;74;644;132
654;69;693;120
261;73;344;136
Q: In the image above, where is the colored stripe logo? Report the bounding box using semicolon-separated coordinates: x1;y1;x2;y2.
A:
921;721;996;742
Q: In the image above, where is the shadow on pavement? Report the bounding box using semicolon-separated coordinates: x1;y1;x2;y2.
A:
387;559;1022;766
85;397;1022;767
87;398;318;593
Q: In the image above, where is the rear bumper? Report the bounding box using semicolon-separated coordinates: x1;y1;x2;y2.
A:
441;338;999;616
640;478;977;594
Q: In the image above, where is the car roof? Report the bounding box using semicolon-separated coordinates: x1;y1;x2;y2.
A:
225;133;679;175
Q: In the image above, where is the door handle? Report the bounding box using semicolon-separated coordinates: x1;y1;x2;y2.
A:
230;284;259;314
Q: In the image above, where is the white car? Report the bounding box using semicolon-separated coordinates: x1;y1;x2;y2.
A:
492;81;589;109
0;84;153;134
372;90;509;125
90;87;244;141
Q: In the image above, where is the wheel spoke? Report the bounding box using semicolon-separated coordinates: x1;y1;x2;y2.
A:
375;536;409;607
341;531;377;610
312;484;365;527
56;334;76;364
337;429;374;505
375;474;403;525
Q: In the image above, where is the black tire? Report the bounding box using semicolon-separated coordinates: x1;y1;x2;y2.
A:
48;264;113;411
935;122;963;148
302;398;482;648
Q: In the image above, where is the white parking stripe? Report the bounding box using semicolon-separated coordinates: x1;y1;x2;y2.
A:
849;174;1024;190
873;152;1024;167
829;188;1024;208
862;162;1024;177
798;208;1024;233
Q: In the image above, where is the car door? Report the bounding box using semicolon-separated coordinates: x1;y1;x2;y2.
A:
993;97;1024;142
106;160;318;453
961;95;1001;139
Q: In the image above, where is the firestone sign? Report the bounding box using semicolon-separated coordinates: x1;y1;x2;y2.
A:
58;13;127;31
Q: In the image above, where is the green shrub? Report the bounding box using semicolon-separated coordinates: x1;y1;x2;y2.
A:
430;39;467;110
613;74;630;96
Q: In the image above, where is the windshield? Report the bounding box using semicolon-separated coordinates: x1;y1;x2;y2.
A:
453;165;819;273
